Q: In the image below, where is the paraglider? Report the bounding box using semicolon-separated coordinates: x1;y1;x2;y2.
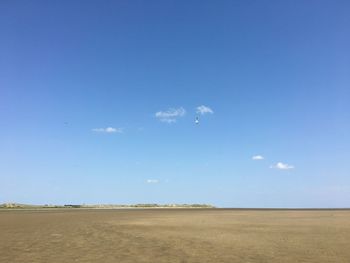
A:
195;116;199;124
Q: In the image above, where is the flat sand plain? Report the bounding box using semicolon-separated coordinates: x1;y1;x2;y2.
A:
1;209;350;263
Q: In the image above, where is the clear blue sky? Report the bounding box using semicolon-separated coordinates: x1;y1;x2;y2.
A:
1;0;349;207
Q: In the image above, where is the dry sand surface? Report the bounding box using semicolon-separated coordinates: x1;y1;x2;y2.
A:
1;209;350;263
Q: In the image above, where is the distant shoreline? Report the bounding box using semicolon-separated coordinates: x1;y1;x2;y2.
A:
0;203;350;211
0;203;215;210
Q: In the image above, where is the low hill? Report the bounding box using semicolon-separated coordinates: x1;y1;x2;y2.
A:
0;203;215;209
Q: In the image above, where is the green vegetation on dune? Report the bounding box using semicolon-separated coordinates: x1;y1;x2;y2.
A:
0;203;215;209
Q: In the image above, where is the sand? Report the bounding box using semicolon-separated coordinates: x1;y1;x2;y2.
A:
1;209;350;262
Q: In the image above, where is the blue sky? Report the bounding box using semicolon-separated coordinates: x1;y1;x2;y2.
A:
1;0;349;207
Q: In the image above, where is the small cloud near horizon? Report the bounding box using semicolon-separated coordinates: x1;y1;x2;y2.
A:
196;105;214;115
146;179;159;184
252;155;264;160
270;162;294;170
155;107;186;123
92;127;123;133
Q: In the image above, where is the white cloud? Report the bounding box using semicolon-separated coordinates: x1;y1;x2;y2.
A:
252;155;264;160
155;107;186;123
146;179;159;184
92;127;123;133
270;162;294;170
196;105;214;115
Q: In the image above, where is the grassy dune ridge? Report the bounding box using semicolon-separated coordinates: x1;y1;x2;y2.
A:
0;203;215;209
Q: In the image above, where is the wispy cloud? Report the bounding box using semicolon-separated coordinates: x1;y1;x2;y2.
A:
146;179;159;184
92;127;123;133
196;105;214;115
270;162;294;170
252;155;264;160
155;107;186;123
